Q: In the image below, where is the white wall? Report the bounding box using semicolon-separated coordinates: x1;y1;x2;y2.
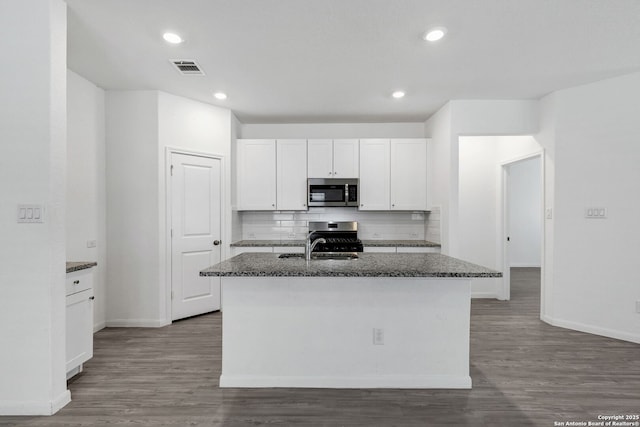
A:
425;100;539;257
458;136;541;298
240;122;426;139
67;70;107;331
537;72;640;343
106;91;233;327
106;91;160;326
508;157;542;267
157;92;233;320
0;0;69;415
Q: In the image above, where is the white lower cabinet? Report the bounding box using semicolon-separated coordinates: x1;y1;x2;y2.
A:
364;246;441;253
272;246;305;254
65;269;94;379
230;246;274;257
363;246;396;253
396;247;440;253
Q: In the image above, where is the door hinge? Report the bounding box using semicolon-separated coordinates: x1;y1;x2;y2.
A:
170;164;174;176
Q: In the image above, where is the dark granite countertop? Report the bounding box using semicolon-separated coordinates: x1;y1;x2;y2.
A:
66;262;97;273
230;239;441;248
200;253;500;278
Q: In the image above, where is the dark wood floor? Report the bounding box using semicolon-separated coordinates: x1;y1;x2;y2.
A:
3;268;639;426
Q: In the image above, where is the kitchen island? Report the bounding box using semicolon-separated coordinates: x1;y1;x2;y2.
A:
201;252;500;389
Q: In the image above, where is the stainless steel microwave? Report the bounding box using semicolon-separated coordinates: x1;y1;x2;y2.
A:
308;178;358;207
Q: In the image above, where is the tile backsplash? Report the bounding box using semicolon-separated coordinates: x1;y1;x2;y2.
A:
236;207;441;243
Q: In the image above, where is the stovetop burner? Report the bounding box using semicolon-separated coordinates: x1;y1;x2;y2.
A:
308;221;363;253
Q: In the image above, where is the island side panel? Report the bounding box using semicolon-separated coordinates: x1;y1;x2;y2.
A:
220;276;471;389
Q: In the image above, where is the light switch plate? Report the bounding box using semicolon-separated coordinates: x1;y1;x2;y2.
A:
17;204;44;223
585;207;607;219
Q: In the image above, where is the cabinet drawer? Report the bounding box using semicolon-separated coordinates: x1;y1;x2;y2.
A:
66;270;93;296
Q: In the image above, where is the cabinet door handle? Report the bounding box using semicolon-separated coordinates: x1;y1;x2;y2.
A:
213;240;221;246
89;296;95;301
73;280;80;285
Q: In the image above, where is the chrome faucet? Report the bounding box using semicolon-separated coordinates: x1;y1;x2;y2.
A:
305;232;327;261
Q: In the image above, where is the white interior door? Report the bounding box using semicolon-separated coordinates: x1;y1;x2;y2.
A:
171;152;222;321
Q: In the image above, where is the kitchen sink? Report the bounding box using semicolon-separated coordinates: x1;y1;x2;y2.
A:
278;253;359;260
278;253;305;259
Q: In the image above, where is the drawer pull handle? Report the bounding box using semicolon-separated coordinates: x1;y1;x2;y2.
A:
73;280;80;285
89;296;95;301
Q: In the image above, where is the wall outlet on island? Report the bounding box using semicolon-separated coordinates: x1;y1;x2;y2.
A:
288;232;296;239
87;240;97;248
373;328;384;345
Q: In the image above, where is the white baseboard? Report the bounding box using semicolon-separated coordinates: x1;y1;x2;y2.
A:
542;315;640;344
105;319;170;328
220;374;472;389
509;263;541;268
471;292;500;299
93;321;106;333
0;390;70;416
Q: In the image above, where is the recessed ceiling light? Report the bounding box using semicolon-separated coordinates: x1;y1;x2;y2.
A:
392;91;405;99
423;27;447;42
163;32;183;44
213;92;228;100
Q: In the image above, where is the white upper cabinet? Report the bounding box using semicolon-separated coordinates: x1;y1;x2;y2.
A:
277;139;308;210
359;139;390;210
390;138;428;211
307;139;333;178
237;139;277;210
359;138;428;211
307;139;359;178
332;139;359;178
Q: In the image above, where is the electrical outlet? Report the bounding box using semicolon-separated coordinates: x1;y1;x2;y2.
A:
372;233;381;239
248;232;256;239
410;232;419;238
545;208;553;219
373;328;384;345
288;232;296;239
87;240;97;248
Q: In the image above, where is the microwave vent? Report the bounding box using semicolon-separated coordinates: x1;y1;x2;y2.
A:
170;60;205;75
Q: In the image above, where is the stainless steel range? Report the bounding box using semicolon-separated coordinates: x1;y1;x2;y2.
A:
307;221;363;254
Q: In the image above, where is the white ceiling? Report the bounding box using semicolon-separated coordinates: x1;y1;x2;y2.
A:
66;0;640;124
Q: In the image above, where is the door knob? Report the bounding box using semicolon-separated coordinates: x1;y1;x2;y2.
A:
213;240;221;246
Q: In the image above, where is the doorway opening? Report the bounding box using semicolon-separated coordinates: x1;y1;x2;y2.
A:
501;154;543;310
457;135;543;310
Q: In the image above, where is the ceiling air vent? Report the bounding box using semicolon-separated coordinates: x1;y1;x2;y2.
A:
170;59;205;76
